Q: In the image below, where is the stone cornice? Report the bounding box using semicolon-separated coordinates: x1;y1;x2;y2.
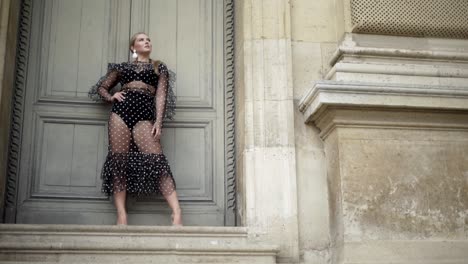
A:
329;33;468;67
329;46;468;68
299;81;468;123
300;34;468;134
325;62;468;81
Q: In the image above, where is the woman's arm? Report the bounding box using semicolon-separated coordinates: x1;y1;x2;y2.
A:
152;63;169;140
88;64;121;102
155;63;169;130
97;70;119;102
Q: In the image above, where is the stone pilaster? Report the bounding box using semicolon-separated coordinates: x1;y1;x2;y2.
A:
236;0;299;262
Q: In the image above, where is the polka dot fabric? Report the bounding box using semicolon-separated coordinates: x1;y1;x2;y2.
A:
88;61;176;197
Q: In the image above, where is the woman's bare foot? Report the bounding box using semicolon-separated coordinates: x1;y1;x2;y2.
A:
117;211;127;225
171;208;182;226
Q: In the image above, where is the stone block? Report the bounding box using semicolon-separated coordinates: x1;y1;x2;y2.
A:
291;0;338;42
244;39;293;102
337;123;468;241
243;146;299;262
243;0;290;40
293;106;330;253
312;108;468;264
292;42;323;99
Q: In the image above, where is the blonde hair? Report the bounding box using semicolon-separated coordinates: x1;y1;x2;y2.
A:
129;32;163;74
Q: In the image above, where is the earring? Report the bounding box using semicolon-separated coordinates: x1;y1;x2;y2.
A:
132;49;138;59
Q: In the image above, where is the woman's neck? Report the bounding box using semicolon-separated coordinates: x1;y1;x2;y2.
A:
136;55;151;63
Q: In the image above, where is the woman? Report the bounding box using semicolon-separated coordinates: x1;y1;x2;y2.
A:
89;32;182;226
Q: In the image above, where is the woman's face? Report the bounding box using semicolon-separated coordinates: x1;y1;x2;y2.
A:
132;33;152;55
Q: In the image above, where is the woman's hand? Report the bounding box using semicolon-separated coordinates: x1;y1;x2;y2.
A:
111;91;126;102
151;123;162;141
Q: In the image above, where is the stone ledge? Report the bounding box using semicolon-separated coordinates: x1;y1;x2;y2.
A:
323;34;468;87
0;223;249;236
330;33;468;66
299;81;468;125
0;224;279;264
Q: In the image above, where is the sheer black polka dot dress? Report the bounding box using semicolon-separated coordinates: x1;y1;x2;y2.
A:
89;61;177;197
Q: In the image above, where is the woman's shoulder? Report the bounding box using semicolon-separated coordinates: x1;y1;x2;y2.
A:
106;60;169;74
107;61;146;71
107;62;127;71
154;60;168;75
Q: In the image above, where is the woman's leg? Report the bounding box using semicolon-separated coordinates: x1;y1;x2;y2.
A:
165;190;182;225
108;113;131;225
114;191;127;225
133;121;182;225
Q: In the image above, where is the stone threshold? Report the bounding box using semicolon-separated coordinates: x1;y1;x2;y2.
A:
0;224;279;263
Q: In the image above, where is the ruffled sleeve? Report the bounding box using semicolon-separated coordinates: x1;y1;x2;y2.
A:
154;63;176;128
88;63;122;102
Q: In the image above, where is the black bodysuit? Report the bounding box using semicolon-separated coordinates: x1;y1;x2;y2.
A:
110;62;159;129
89;61;177;197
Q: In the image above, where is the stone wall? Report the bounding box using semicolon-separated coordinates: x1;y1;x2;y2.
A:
299;33;468;264
293;0;468;263
290;0;342;263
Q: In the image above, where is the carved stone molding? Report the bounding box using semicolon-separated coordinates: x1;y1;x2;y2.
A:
299;33;468;136
4;0;32;223
224;0;236;226
299;81;468;136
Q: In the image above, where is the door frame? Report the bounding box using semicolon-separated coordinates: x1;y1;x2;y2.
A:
3;0;237;226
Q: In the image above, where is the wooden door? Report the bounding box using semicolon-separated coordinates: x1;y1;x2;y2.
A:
14;0;230;226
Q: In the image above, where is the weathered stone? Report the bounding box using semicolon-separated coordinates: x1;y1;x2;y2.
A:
0;224;279;264
300;34;468;264
236;1;300;262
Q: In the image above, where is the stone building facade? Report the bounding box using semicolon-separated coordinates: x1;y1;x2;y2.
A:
0;0;467;263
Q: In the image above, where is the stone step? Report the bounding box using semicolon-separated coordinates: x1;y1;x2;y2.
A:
0;224;279;264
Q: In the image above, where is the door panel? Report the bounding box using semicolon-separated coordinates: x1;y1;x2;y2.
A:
145;0;216;107
43;0;111;98
36;122;104;195
16;0;227;226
